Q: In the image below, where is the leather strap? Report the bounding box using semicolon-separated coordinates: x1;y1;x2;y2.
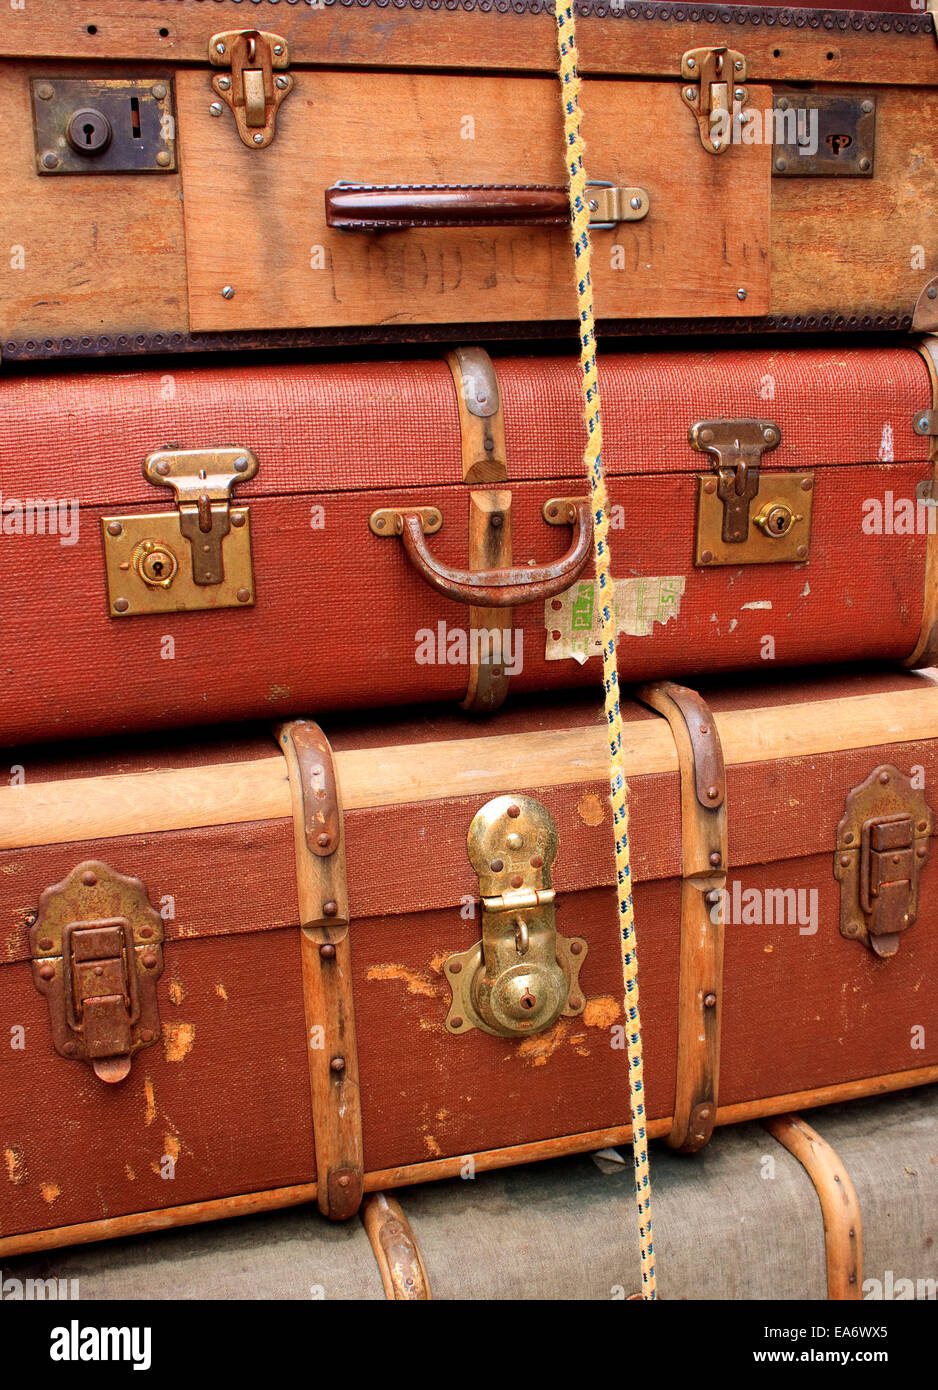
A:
326;183;571;230
906;335;938;668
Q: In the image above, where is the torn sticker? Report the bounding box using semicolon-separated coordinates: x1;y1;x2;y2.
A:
545;576;686;663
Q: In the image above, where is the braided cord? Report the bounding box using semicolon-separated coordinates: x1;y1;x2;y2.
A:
554;0;656;1300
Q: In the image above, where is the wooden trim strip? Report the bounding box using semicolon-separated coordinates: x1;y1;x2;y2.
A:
636;682;727;1153
361;1192;432;1301
763;1113;863;1301
278;721;364;1221
5;685;938;850
3;1064;935;1260
906;336;938;669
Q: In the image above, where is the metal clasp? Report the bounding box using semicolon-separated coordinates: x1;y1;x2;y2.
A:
681;47;747;155
102;447;258;617
585;181;650;229
30;861;164;1083
690;419;780;543
835;767;932;958
443;796;586;1038
209;30;293;148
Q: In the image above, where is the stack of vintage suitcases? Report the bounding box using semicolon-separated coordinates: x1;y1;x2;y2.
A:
2;0;938;1303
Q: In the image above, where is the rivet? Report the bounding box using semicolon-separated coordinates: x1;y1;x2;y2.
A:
107;520;123;537
846;923;859;936
507;804;521;818
36;83;54;101
155;460;171;475
140;926;153;939
509;874;523;889
704;479;716;494
734;60;744;71
156;151;171;168
686;57;696;68
843;831;855;844
684;86;697;102
570;941;583;956
796;545;808;558
210;102;224;117
449;961;462;975
450;1016;464;1029
763;427;777;443
323;900;338;918
253;133;264;145
93;965;104;977
712;139;722;152
709;852;722;867
879;772;890;785
707;785;720;801
39;964;55;981
699;428;714;443
41;151;60;170
568;997;582;1010
861;100;874;114
490;858;504;873
491;513;503;529
917;846;927;859
231;510;246;527
506;832;523;850
320;943;336;960
801;478;812;491
734;88;745;101
236;587;251;604
142;951;158;969
775;157;788;172
701;550;713;564
918;820;928;832
63;1042;77;1056
316;832;331;849
840;854;851;867
152;84;168;100
736;288;747;301
38;937;54;952
337;1174;351;1189
114;592;130;610
858;158;871;172
82;870;97;886
330;1056;346;1074
273;44;285;56
929;287;938;302
140;1029;154;1043
221;285;235;299
530;854;544;869
215;42;227;55
704;992;717;1008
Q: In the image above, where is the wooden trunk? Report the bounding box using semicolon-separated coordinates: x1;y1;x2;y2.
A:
2;1;938;357
2;668;938;1255
2;341;938;746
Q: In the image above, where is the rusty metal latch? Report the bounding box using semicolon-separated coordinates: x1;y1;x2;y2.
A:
209;30;293;148
30;861;164;1084
835;766;933;959
681;47;748;154
102;447;258;617
443;796;586;1038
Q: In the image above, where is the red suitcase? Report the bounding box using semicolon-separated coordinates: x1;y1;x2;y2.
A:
2;341;937;745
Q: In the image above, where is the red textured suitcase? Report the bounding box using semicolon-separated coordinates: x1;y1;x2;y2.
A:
3;340;938;745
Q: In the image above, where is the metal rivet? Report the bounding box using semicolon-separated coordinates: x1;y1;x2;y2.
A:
709;852;722;867
712;139;722;152
215;42;226;55
700;428;714;443
82;870;97;886
918;820;928;832
320;943;336;960
506;832;523;850
879;772;890;785
507;804;521;818
450;1016;464;1029
316;833;331;849
490;513;503;528
701;550;713;564
737;288;747;301
273;44;284;56
707;785;720;801
231;510;246;528
844;831;855;844
704;479;716;494
156;151;171;168
840;854;851;867
763;427;777;443
858;157;871;172
568;997;582;1010
509;874;523;889
253;133;264;145
140;926;153;939
704;992;717;1008
449;961;462;975
152;84;168;100
734;88;745;101
39;937;54;952
236;587;251;604
686;57;696;68
41;151;60;170
490;859;504;873
221;285;235;299
36;83;54;101
330;1056;346;1073
94;965;104;977
323;900;338;918
39;964;55;981
210;102;224;117
140;1029;154;1044
114;597;130;613
796;545;808;558
530;854;544;869
801;478;813;491
233;455;249;471
684;87;697;101
570;941;583;956
106;520;122;536
337;1174;351;1189
629;196;642;210
734;60;744;71
142;951;158;969
861;100;874;114
775;157;788;172
63;1042;77;1056
846;923;859;936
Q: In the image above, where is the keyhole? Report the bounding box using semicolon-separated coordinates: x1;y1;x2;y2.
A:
151;560;164;576
83;122;96;146
774;514;785;532
519;990;536;1011
130;96;141;140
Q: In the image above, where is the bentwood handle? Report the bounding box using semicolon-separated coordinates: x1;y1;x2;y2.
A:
370;499;592;608
326;182;649;231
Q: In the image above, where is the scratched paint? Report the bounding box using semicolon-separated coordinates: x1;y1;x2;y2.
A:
40;1181;61;1204
143;1076;156;1126
3;1145;26;1184
583;996;621;1029
167;980;185;1006
161;1022;195;1062
215;984;229;1001
367;963;440;998
576;792;605;826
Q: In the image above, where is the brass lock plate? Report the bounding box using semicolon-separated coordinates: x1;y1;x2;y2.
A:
696;472;814;566
772;93;875;178
31;78;177;175
102;509;255;616
834;766;932;958
443;795;587;1039
30;860;164;1083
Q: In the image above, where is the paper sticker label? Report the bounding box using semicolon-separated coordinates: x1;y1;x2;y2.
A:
545;576;686;664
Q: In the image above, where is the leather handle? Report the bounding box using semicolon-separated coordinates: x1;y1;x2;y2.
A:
372;499;592;608
326;182;649;231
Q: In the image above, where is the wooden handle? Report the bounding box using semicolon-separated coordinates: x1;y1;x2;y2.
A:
396;500;592;608
326;182;571;230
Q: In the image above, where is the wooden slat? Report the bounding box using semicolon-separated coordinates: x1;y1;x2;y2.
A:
4;686;938;849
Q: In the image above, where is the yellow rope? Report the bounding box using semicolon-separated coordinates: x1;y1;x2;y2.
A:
554;0;656;1300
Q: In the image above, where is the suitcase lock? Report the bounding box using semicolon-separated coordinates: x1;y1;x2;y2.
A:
835;767;933;958
29;861;165;1083
209;30;293;149
681;47;748;155
102;447;258;617
443;796;587;1038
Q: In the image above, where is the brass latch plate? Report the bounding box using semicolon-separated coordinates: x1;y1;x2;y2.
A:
209;29;293;148
772;93;875;178
681;47;748;155
31;78;177;175
102;447;258;617
696;471;814;566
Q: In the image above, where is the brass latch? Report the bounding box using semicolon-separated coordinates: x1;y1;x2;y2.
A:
209;30;293;148
30;861;164;1083
681;47;748;154
102;447;258;617
835;766;932;958
690;419;814;566
443;796;586;1038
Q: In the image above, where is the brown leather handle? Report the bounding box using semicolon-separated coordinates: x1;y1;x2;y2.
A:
394;500;592;608
326;183;572;231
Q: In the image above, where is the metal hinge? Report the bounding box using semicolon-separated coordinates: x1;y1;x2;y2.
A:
835;766;933;959
443;796;586;1038
681;47;748;155
209;30;293;148
30;861;164;1084
690;418;814;566
102;447;259;617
